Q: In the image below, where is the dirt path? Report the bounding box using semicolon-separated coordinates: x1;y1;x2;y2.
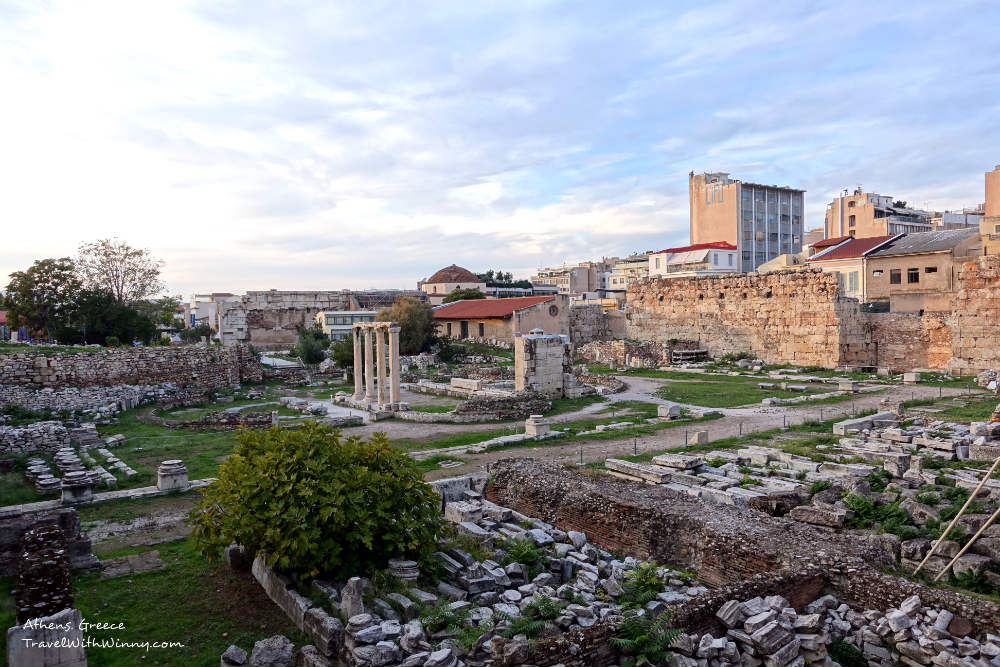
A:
423;381;979;480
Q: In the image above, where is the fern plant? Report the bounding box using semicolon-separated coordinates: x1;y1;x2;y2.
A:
609;609;683;666
620;561;664;609
498;595;567;638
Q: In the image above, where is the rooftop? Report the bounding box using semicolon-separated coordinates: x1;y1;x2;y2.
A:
433;296;554;319
425;264;481;284
811;236;851;249
651;241;737;255
807;235;898;262
866;227;980;258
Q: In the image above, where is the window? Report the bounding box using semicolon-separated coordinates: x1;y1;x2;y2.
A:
446;322;452;336
712;253;718;264
848;200;856;208
654;257;660;269
743;230;752;241
728;254;733;266
925;266;938;274
848;271;859;293
890;269;901;284
872;270;883;277
478;323;484;337
907;268;919;284
848;215;856;227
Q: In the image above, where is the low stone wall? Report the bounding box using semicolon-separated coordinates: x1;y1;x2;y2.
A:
0;383;181;419
574;372;626;393
485;459;1000;634
393;411;496;424
574;338;701;368
142;409;274;431
0;344;262;388
0;421;70;454
568;304;626;344
455;392;552;421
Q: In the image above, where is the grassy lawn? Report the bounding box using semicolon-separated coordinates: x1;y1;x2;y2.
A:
412;454;467;471
390;427;519;452
545;395;607;416
933;397;999;421
65;539;306;666
77;489;205;525
408;404;457;414
654;381;824;408
0;470;47;506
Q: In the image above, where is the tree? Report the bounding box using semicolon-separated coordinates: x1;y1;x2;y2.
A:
442;287;487;304
77;238;164;304
377;296;436;355
179;324;214;343
135;294;182;327
55;288;157;346
294;326;327;365
5;258;82;338
189;423;442;579
893;200;908;208
329;336;355;369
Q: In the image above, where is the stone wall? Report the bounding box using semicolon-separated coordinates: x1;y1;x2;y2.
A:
568;305;625;344
624;269;872;368
485;459;1000;635
0;421;70;455
0;508;98;576
514;332;591;398
574;339;702;368
15;523;73;624
949;256;1000;375
868;311;953;371
0;345;261;388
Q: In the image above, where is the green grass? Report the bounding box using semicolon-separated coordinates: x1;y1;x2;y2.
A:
0;342;102;355
65;539;307;666
545;395;607;416
412;454;467;471
390;427;518;452
0;470;45;506
934;397;999;421
76;490;204;525
654;381;823;408
408;404;458;414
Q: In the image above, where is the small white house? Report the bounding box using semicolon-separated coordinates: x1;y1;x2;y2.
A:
648;242;739;278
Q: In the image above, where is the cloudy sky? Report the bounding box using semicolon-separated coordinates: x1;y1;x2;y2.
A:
2;0;998;296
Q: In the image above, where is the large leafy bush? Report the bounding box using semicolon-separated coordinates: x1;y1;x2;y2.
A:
190;423;442;579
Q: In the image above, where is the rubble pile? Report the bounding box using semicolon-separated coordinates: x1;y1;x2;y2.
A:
0;420;71;454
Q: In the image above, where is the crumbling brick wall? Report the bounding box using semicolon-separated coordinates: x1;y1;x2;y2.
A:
0;508;98;576
0;344;262;388
948;255;1000;375
868;311;953;371
624;269;873;368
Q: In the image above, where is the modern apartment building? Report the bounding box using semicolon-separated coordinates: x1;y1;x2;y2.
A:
689;172;806;272
606;254;649;294
823;189;932;239
314;310;377;341
530;259;616;295
648;242;738;278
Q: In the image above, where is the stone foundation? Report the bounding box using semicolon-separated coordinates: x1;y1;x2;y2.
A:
0;345;261;388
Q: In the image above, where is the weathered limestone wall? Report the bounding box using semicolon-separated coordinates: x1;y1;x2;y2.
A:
625;269;871;368
0;345;261;388
948;256;1000;375
0;421;70;455
220;291;355;347
868;311;953;371
574;339;702;368
568;305;625;344
513;332;590;398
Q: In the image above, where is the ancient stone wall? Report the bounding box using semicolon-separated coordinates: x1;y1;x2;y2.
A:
0;421;70;455
574;339;702;368
868;311;953;371
0;508;98;576
0;345;261;388
568;305;625;344
624;269;872;368
948;256;1000;375
15;523;73;623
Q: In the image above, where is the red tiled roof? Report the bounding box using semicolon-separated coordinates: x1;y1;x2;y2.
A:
811;235;850;249
0;310;6;326
807;235;897;262
433;296;554;319
651;241;737;255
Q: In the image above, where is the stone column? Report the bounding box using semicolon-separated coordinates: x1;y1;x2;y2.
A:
363;327;375;404
376;325;388;407
389;325;401;406
352;326;363;399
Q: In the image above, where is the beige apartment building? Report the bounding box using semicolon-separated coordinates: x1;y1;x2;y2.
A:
984;165;1000;255
530;259;615;295
823;189;932;239
606;254;649;293
689;172;805;272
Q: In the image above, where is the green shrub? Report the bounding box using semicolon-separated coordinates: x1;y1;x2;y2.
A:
915;491;940;506
705;457;727;468
499;595;567;639
105;335;120;347
620;562;664;609
189;423;442;579
954;569;996;594
609;609;684;667
809;480;832;495
829;640;866;667
866;469;892;492
500;538;545;567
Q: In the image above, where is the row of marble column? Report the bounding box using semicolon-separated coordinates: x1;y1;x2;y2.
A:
352;323;401;408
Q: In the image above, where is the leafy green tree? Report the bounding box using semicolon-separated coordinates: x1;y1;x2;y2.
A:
189;423;442;579
377;296;436;355
329;336;355;369
179;324;214;343
136;294;182;327
294;325;328;365
442;287;486;304
5;258;82;338
55;288;157;345
76;238;164;304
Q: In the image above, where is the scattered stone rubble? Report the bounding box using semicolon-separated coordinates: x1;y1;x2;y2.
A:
0;420;70;454
0;382;190;421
